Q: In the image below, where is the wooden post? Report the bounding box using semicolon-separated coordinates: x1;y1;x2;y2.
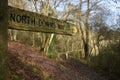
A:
0;0;9;80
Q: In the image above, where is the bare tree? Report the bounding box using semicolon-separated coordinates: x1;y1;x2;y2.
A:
30;0;65;55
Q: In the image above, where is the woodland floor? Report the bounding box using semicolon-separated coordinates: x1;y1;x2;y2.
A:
8;41;108;80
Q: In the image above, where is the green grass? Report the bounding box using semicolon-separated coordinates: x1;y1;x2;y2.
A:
48;53;57;60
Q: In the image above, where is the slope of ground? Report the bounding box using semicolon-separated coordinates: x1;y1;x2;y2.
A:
8;41;108;80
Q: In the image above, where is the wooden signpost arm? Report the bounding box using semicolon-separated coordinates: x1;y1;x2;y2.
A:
0;0;9;80
8;6;77;36
0;1;77;79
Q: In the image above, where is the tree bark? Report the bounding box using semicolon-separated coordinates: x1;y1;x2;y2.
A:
44;34;54;55
84;0;90;59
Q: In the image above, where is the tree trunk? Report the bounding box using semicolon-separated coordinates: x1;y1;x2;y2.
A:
84;42;89;59
41;0;55;55
84;0;90;59
13;30;17;41
44;34;54;55
32;32;35;47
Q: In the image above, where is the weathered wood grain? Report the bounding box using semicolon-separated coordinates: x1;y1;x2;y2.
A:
8;6;77;35
0;0;9;80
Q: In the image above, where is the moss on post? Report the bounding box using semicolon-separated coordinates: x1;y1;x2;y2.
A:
0;0;9;80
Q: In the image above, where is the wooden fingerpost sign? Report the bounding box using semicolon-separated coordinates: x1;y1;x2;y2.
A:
8;6;77;35
0;0;78;79
0;0;9;80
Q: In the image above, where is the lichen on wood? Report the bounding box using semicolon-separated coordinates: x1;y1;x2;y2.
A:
8;6;77;35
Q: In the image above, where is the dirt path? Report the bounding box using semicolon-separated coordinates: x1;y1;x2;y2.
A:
8;41;108;80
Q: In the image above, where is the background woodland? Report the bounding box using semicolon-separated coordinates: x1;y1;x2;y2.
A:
8;0;120;79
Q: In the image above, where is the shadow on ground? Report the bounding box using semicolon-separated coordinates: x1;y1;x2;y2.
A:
8;41;108;80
